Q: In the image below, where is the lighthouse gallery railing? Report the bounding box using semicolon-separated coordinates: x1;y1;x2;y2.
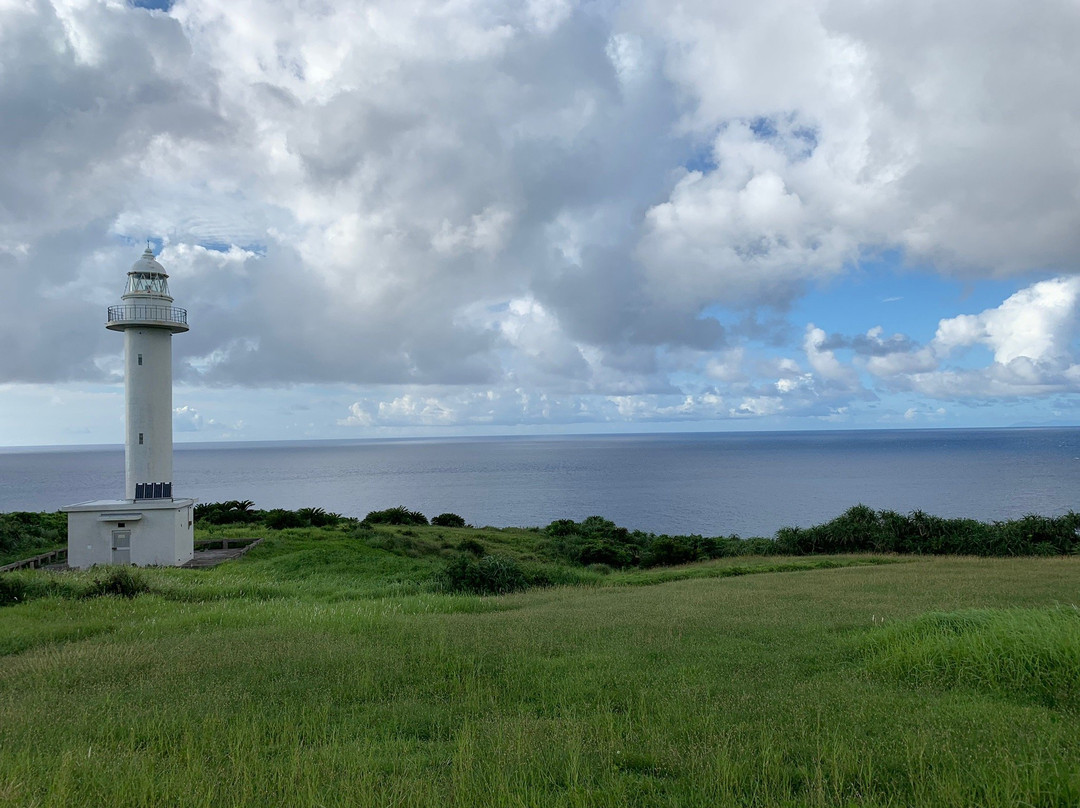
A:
108;304;188;326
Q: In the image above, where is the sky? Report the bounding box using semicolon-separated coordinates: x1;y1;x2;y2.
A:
1;0;1079;447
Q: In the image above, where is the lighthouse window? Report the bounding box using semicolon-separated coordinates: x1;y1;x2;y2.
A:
138;354;143;365
139;433;144;444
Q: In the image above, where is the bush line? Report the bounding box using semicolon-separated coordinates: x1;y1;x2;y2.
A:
192;502;1080;559
5;503;1078;563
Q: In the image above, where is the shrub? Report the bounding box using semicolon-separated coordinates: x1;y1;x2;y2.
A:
432;513;467;528
296;507;342;527
543;516;644;568
364;507;429;526
544;519;580;538
0;511;67;558
774;526;802;555
991;513;1080;556
643;534;703;567
770;507;1080;557
457;538;485;556
264;509;305;530
519;562;586;588
193;500;258;525
441;554;528;595
86;566;151;599
0;575;29;606
574;537;635;567
737;537;780;556
350;524;377;541
826;503;881;552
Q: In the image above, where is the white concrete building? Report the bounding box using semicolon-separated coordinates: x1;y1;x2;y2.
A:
64;247;195;568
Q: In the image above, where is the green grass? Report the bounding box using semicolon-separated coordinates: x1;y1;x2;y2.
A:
858;605;1080;710
1;527;1079;807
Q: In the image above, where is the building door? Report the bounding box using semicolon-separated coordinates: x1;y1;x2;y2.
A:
111;530;131;565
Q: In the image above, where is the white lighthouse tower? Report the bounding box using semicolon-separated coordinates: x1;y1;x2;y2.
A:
64;246;196;568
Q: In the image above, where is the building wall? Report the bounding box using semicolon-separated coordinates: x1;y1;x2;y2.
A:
67;511;111;569
66;501;194;568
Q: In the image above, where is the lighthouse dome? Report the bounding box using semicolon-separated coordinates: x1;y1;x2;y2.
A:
123;246;172;299
131;246;167;276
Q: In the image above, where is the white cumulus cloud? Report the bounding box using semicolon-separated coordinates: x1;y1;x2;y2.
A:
3;0;1080;439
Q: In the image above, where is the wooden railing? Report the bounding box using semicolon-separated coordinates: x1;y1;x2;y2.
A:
193;538;263;552
0;548;68;573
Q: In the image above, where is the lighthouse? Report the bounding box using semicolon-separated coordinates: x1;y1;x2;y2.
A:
109;246;188;500
64;246;196;568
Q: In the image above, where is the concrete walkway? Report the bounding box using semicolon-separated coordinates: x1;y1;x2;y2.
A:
182;538;263;568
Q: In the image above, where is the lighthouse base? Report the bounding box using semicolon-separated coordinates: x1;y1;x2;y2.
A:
63;498;195;568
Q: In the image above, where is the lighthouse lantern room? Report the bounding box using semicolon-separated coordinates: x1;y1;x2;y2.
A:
64;246;196;568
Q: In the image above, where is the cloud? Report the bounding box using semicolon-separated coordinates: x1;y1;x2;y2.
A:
863;276;1080;398
864;347;938;378
636;118;862;311
641;0;1080;277
903;406;946;422
2;0;1080;438
173;405;203;431
829;0;1080;275
820;327;918;357
704;348;748;383
339;387;604;428
804;325;862;390
932;277;1080;366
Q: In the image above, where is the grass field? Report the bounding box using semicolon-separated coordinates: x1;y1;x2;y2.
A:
1;525;1078;807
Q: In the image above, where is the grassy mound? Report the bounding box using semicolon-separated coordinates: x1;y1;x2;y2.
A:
860;606;1080;709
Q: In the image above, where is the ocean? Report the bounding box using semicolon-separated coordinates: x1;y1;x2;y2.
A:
1;428;1077;537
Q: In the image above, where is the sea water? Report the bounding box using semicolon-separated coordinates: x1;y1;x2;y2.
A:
1;428;1077;537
